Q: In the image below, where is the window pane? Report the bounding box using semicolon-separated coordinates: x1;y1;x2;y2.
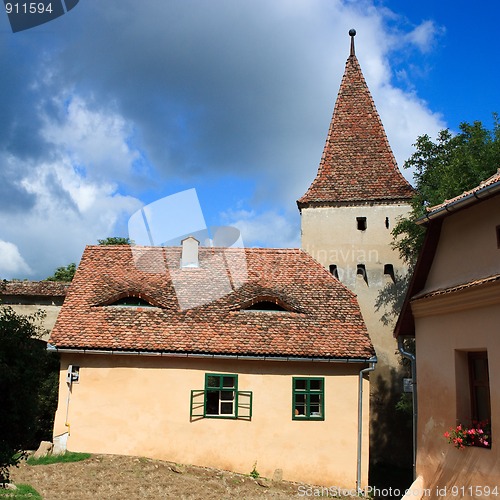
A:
220;390;235;401
475;386;490;422
310;379;322;391
222;376;235;388
473;358;488;383
206;391;219;415
220;402;234;415
295;379;307;391
207;376;220;388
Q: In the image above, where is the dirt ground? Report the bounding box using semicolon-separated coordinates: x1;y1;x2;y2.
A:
10;454;351;499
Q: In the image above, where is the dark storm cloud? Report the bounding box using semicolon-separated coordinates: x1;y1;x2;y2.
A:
38;0;335;187
0;164;36;213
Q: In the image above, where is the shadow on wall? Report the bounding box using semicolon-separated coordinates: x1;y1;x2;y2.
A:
369;366;413;498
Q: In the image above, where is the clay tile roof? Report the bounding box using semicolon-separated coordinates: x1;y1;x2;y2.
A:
1;280;70;297
49;245;375;361
298;39;413;208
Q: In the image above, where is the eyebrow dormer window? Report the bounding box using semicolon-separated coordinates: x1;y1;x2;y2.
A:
107;296;155;307
246;301;288;312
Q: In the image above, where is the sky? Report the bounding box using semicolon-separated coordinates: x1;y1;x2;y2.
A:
0;0;499;280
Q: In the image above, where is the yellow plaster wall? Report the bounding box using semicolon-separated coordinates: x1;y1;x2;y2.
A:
53;354;370;488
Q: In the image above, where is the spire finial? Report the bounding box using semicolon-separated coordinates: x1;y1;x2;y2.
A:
349;29;356;56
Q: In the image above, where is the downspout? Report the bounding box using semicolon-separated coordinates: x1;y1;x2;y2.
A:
398;337;417;481
357;359;376;494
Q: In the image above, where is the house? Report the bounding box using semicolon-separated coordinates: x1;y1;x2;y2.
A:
49;241;376;488
0;280;69;340
395;170;500;494
298;30;414;465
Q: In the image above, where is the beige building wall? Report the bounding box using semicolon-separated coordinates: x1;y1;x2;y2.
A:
53;354;371;489
3;304;61;341
423;196;500;293
412;290;500;492
301;203;410;372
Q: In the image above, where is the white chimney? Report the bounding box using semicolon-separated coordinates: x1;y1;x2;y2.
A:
181;236;199;268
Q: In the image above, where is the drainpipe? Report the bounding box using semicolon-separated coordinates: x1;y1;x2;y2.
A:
357;358;376;494
398;337;417;481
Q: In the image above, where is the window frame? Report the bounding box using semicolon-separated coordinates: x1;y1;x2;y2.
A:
292;377;325;421
204;373;238;419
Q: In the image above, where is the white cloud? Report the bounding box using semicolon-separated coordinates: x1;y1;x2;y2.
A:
221;208;300;249
0;240;32;278
41;96;142;184
405;20;443;53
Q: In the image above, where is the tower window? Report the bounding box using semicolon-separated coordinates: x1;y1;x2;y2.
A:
356;264;368;285
385;217;390;229
384;264;395;282
329;264;339;279
356;217;367;231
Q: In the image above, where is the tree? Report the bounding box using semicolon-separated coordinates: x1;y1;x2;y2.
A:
0;308;49;484
393;117;500;265
45;263;77;282
97;237;131;245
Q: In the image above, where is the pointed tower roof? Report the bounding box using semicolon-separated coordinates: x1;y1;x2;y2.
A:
298;30;414;209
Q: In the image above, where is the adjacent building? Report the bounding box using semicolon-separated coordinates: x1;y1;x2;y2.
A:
395;170;500;493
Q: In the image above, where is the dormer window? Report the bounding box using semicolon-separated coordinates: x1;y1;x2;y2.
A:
356;217;367;231
246;301;287;312
239;296;296;313
108;297;155;307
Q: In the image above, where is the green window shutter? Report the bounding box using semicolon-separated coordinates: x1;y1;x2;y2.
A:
237;391;253;420
190;390;205;420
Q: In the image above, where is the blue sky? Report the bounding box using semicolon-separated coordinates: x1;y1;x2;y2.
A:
0;0;498;280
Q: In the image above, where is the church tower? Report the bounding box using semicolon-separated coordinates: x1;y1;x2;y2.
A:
298;30;414;465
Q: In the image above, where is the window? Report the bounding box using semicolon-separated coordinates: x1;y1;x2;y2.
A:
385;217;390;229
383;264;395;282
329;264;339;279
496;225;500;249
293;377;324;420
205;373;237;417
468;352;491;423
190;374;252;420
246;301;287;311
356;264;368;285
356;217;367;231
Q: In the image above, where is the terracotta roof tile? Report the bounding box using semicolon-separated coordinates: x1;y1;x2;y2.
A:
49;245;374;360
298;47;413;208
1;281;70;297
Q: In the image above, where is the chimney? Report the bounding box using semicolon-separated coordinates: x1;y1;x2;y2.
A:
181;236;199;268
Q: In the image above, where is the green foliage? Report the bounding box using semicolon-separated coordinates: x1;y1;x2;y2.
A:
0;483;42;499
27;451;91;466
393;116;500;265
97;237;131;245
249;462;260;479
45;263;77;282
0;308;47;484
